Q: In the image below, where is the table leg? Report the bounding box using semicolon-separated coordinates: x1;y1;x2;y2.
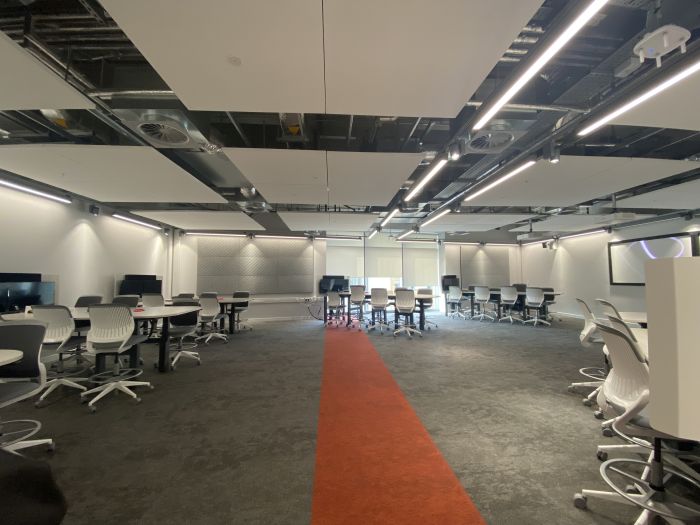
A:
470;295;475;317
158;317;169;373
323;295;328;324
346;296;352;326
219;303;226;332
229;305;236;334
418;299;426;331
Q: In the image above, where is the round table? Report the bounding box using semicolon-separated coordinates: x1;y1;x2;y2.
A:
0;349;23;366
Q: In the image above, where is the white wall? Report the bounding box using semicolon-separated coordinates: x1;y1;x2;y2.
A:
521;218;700;316
0;186;168;305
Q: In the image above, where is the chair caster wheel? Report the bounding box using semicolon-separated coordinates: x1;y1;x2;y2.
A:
134;397;142;404
594;410;604;420
89;405;96;413
47;443;56;453
149;385;155;390
153;363;158;369
197;360;201;366
170;365;175;371
419;334;423;338
35;400;43;408
573;494;587;510
596;450;608;462
602;427;614;438
582;398;593;407
80;396;89;404
567;385;576;393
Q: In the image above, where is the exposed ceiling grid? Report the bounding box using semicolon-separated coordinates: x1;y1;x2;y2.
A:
278;212;377;232
510;213;655;232
419;213;535;233
132;210;265;230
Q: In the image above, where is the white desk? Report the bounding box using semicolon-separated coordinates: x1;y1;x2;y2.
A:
0;349;23;367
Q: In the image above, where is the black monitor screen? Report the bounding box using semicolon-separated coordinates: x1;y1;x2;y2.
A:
0;282;55;313
319;277;349;294
119;279;162;295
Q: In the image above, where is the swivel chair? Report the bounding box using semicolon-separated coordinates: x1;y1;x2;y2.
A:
446;286;467;319
473;286;495;322
567;299;608;408
417;288;437;330
141;293;164;336
393;289;421;338
325;291;344;328
348;285;366;330
523;288;550;327
498;286;520;323
367;288;391;334
232;291;251;332
167;301;200;369
112;295;139;307
196;293;228;344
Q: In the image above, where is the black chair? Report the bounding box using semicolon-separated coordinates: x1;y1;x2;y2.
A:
232;291;251;332
167;301;200;369
112;295;139;308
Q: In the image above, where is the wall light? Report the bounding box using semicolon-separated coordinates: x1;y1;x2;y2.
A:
0;178;72;204
421;208;451;228
464;160;537;202
405;158;448;201
112;214;161;230
473;0;609;130
380;208;399;227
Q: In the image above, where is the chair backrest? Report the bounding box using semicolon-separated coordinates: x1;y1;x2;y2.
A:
170;301;200;327
607;314;638;343
74;295;102;307
370;288;388;308
500;286;518;303
327;291;342;308
395;289;415;313
597;299;622;320
199;292;221;317
233;291;250;308
512;283;527;292
31;305;75;348
350;285;365;303
112;295;139;307
576;298;599;347
525;287;544;306
0;321;46;380
596;322;649;409
175;293;195;298
417;288;433;307
141;293;164;308
86;304;135;352
474;286;491;302
447;285;462;301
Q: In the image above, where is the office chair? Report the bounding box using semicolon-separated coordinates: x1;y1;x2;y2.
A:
446;286;467;319
141;293;164;336
167;301;200;369
325;291;344;328
417;288;437;330
393;289;421;338
473;286;495;322
174;293;195;299
574;323;700;523
80;304;152;412
366;288;391;334
73;295;102;337
196;293;228;344
523;288;550;327
498;286;520;324
0;321;55;454
112;295;139;307
31;306;88;407
348;285;366;330
568;299;609;408
232;291;251;332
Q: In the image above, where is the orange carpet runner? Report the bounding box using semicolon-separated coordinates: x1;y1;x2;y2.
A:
311;328;485;525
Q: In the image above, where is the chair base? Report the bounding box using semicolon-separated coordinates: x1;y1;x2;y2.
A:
80;379;153;412
172;350;200;368
473;312;495;322
498;314;522;324
393;325;422;338
0;419;54;454
523;316;551;327
197;332;228;344
37;377;88;405
447;310;468;320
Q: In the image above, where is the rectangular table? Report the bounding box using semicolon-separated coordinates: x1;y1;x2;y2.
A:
325;292;437;331
217;297;250;334
6;306;201;373
460;288;561;319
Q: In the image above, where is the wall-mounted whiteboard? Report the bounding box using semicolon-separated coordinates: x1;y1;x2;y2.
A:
608;233;696;286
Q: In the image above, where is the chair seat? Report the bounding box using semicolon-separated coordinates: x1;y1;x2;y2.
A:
90;334;148;354
169;326;197;337
0;381;41;407
42;336;85;354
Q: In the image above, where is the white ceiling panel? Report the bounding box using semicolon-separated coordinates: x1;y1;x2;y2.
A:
617;178;700;209
0;32;94;110
132;211;264;230
511;213;654;232
323;0;542;117
420;213;534;233
466;156;693;207
610;73;700;131
223;148;327;205
101;0;325;113
0;145;226;203
278;212;377;232
326;152;423;206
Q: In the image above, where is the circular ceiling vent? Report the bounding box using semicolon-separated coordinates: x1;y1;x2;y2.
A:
468;131;515;152
137;121;190;145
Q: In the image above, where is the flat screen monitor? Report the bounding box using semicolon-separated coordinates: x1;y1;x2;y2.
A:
0;282;55;313
119;279;162;295
608;233;695;286
441;275;460;291
319;276;349;294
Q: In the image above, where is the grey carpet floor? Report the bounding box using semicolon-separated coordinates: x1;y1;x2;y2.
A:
2;315;684;524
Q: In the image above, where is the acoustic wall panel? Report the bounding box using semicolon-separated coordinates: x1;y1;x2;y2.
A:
459;245;511;288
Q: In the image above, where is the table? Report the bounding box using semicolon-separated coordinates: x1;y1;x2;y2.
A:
460;288;562;319
619;311;647;328
5;306;201;373
0;349;23;366
218;297;250;334
326;291;438;331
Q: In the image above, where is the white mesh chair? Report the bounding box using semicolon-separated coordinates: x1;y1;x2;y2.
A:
597;298;641;328
574;322;700;523
348;285;366;330
80;304;151;412
417;288;437;330
141;293;164;336
523;288;550;326
367;288;391;334
167;301;200;369
568;299;609;408
196;293;228;344
0;321;55;454
447;285;467;319
393;289;421;338
325;291;344;327
31;306;88;406
498;286;520;324
473;286;495;322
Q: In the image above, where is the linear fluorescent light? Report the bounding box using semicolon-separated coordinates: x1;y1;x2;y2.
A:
474;0;609;130
256;234;308;240
522;238;554;246
315;236;362;241
380;208;400;227
367;229;378;240
464;160;536;202
559;229;607;240
421;208;451;228
397;230;415;240
112;214;161;230
185;232;246;237
405;158;448;201
486;243;519;246
398;239;437;244
0;178;71;204
578;58;700;136
444;241;479;246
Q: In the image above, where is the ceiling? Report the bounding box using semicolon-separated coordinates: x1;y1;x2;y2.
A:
510;213;654;232
0;0;698;241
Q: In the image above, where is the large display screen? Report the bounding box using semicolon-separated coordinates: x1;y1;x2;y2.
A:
0;282;56;313
608;234;694;285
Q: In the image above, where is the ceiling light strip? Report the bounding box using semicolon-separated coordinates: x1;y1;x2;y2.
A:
367;229;378;240
185;232;247;237
256;234;309;240
522;238;554;246
398;239;437;244
559;229;607;240
0;178;72;204
421;208;451;228
397;230;415;240
474;0;609;130
464;160;537;202
380;208;400;227
405;158;448;201
112;214;161;230
578;58;700;136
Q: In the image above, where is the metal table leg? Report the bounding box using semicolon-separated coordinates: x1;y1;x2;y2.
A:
158;317;170;373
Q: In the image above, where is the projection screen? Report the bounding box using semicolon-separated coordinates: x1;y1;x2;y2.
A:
608;234;694;285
